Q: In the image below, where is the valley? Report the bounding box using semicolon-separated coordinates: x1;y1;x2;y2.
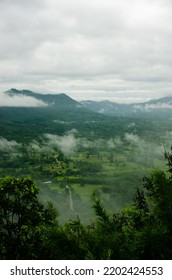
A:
0;89;172;223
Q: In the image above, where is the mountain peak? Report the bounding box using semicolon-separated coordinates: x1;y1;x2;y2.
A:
5;88;81;109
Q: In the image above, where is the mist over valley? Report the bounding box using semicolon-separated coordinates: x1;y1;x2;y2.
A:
0;89;172;223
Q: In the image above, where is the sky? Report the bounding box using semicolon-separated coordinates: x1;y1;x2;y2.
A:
0;0;172;104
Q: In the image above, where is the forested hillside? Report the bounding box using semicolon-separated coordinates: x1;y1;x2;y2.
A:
1;150;172;260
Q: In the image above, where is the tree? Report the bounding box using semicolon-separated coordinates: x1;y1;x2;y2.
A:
139;168;172;259
120;150;172;260
0;177;57;259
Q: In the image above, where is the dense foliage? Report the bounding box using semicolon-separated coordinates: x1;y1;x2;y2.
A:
0;150;172;260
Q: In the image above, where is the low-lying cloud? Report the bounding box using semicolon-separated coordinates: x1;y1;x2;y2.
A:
0;137;21;152
134;103;172;112
44;131;78;156
0;130;170;163
124;133;163;159
0;92;47;107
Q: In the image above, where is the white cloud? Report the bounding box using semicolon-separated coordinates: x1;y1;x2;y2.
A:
0;0;172;102
125;133;142;145
44;132;78;155
145;103;172;110
0;137;21;152
0;93;47;107
134;102;172;111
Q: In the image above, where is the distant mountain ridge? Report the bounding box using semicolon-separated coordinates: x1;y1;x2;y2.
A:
0;88;109;141
81;100;130;116
1;88;172;143
5;88;80;109
146;96;172;105
3;88;172;117
81;96;172;116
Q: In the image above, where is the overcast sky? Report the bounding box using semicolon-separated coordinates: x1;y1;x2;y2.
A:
0;0;172;103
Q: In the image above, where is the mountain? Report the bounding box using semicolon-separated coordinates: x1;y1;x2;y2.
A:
5;89;172;116
1;88;172;143
0;89;116;141
146;96;172;105
81;96;172;117
5;88;81;109
81;100;132;116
